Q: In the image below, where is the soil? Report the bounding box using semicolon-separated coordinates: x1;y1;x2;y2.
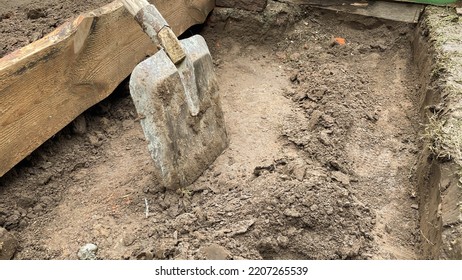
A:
0;0;113;57
0;1;423;259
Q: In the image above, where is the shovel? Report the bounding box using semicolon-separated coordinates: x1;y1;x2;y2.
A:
120;0;228;189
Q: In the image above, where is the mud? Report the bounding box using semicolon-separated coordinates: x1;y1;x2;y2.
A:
0;1;427;259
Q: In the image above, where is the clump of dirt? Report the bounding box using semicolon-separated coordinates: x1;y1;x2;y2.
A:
0;1;422;259
0;0;113;57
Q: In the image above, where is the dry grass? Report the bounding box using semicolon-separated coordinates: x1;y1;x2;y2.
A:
423;112;462;162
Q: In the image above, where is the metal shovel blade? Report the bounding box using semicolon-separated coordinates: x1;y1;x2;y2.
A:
129;35;228;189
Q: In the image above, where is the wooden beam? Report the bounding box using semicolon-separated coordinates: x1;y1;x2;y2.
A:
279;0;424;23
0;0;215;177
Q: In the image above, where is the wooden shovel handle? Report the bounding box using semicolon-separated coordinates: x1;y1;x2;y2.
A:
120;0;186;64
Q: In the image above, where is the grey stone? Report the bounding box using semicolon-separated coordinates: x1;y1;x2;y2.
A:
283;208;302;218
0;227;18;260
77;243;98;260
277;235;289;248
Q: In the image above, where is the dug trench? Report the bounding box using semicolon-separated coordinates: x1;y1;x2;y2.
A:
0;3;452;259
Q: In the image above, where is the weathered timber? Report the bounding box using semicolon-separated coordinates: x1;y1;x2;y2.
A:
0;0;214;177
275;0;424;23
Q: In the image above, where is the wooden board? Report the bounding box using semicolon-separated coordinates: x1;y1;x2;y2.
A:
280;0;424;23
0;0;214;177
390;0;459;5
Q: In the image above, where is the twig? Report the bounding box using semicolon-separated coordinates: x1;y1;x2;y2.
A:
144;198;149;218
420;229;435;246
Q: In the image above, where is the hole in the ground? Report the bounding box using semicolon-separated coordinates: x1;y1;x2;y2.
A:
3;2;459;260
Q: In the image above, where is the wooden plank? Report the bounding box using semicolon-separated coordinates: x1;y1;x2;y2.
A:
284;0;459;7
280;0;424;23
0;0;214;177
390;0;459;5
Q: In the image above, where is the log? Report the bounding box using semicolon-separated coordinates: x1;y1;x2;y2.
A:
0;0;215;177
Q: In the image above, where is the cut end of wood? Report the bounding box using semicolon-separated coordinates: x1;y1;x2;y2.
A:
158;27;186;64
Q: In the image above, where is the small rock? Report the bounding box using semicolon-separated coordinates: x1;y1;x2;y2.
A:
18;219;28;228
122;119;134;130
331;171;350;185
17;196;36;209
227;219;255;237
77;243;98;260
310;204;319;212
277;235;289;248
38;173;52;186
326;206;334;215
39;196;53;205
209;184;221;194
18;208;26;217
318;131;332;146
292;91;307;102
33;204;44;212
154;247;166;259
26;212;36;219
201;244;230;260
370;43;387;52
122;233;136;247
365;111;379;122
289;72;298;83
384;224;392;234
213;58;222;67
30;31;42;42
88;135;102;147
290;52;301;61
136;251;154;260
328;160;343;171
411;204;419;210
283;208;301;218
308;110;323;130
0;227;18;260
173;231;178;245
292;165;306;181
275;51;286;60
5;214;20;229
72;115;87;135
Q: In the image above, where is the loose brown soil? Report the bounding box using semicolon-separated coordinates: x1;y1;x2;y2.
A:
0;1;423;259
0;0;113;57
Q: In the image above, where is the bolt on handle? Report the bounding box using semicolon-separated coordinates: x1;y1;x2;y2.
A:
120;0;186;64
